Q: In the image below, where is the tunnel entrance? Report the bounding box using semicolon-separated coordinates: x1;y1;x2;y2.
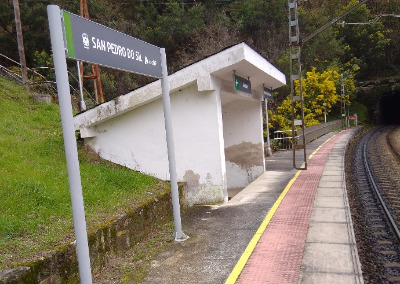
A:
378;91;400;124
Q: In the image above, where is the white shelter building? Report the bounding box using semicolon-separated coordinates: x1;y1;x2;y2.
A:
74;43;286;205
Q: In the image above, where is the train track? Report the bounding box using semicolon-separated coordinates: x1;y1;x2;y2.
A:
363;126;400;241
347;125;400;283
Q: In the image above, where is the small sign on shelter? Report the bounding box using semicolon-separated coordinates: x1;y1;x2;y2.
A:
263;87;273;100
234;75;252;94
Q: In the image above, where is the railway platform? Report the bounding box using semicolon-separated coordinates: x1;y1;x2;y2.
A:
141;127;363;284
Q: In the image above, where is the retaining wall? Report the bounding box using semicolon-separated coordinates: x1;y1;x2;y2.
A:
297;120;342;146
0;185;187;284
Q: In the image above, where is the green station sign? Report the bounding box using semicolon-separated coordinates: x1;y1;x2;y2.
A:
263;87;273;100
62;11;162;78
234;75;252;94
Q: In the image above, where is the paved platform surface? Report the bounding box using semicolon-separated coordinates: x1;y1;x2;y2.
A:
143;128;363;284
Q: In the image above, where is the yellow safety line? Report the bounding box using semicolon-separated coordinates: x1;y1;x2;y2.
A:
224;134;335;284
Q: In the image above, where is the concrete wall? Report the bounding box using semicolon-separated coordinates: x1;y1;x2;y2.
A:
82;81;266;205
85;83;227;206
221;91;265;190
74;44;287;206
171;84;227;205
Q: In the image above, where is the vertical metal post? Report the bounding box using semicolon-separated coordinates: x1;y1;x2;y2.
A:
288;0;307;169
341;74;346;129
298;50;307;168
347;104;350;128
160;48;188;242
77;61;87;111
264;98;272;157
289;0;297;168
47;5;92;283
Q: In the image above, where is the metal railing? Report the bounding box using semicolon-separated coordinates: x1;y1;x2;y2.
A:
272;129;298;151
271;119;342;151
0;53;96;107
297;120;342;146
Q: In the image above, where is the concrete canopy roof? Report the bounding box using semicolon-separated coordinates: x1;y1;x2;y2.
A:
74;42;286;131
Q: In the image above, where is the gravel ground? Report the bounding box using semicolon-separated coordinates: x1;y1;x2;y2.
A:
345;126;400;284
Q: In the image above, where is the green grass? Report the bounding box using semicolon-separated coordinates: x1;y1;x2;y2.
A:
349;101;369;124
0;77;170;270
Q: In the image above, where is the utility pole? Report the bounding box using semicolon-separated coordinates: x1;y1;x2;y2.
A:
341;74;346;129
12;0;28;86
288;0;307;170
79;0;104;104
287;0;368;169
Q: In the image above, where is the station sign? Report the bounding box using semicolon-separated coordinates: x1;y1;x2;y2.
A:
234;75;252;94
263;87;273;100
294;119;303;126
62;11;162;78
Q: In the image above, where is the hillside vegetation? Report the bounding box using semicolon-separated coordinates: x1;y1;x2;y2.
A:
1;0;399;91
1;0;398;129
0;76;170;271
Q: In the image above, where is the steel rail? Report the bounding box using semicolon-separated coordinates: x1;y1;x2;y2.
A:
387;126;400;162
363;126;400;241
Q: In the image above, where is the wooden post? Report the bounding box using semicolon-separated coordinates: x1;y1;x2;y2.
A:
12;0;28;86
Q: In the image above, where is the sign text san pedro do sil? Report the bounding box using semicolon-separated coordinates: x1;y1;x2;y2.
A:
62;11;162;78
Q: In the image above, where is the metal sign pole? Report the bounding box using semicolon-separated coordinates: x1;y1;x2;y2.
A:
160;48;188;242
47;5;92;283
263;85;273;157
264;99;272;156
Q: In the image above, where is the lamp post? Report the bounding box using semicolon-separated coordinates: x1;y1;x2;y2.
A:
323;102;327;123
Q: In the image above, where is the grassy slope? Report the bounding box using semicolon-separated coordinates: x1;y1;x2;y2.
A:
0;77;170;270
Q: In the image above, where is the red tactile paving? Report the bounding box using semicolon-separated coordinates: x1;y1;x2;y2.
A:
236;131;347;284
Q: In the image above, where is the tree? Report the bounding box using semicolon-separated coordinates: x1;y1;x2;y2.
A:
297;4;345;72
0;0;18;62
142;0;206;71
0;0;54;66
0;0;397;108
228;0;288;62
336;0;391;79
270;67;356;132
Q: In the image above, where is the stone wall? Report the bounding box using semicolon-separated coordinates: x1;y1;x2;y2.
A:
0;184;187;284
